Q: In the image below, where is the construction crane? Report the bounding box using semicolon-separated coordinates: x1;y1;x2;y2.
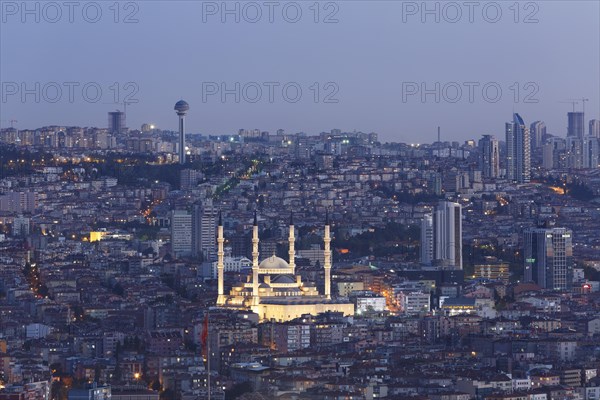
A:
1;119;18;128
560;98;589;113
559;100;579;112
102;100;133;115
576;98;589;114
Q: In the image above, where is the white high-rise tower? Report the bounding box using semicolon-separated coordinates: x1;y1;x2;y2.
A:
324;210;331;299
420;214;433;265
433;201;462;269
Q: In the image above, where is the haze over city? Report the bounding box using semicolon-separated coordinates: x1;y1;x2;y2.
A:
1;1;599;142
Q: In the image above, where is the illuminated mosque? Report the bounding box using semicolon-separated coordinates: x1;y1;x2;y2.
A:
215;212;355;322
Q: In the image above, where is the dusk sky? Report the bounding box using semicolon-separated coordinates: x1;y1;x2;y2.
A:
1;0;599;142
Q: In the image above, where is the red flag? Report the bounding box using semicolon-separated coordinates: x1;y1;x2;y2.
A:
201;312;208;358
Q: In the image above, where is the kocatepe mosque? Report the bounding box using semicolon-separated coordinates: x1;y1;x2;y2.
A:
215;212;354;322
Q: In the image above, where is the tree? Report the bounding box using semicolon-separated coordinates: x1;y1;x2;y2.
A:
225;381;254;400
38;284;49;298
151;378;162;391
584;266;600;281
160;389;175;400
50;380;69;400
112;283;125;296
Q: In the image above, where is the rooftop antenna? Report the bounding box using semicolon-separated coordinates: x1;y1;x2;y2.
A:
437;126;440;143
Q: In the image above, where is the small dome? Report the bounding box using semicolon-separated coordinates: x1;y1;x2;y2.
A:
259;255;290;270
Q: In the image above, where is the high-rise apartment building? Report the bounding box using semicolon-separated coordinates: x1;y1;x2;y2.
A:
12;215;30;237
506;113;531;183
478;134;500;178
180;169;203;190
565;136;599;169
542;137;567;170
0;191;36;213
192;200;217;260
567;112;585;138
530;121;546;149
171;209;193;258
524;226;573;290
566;137;584;169
590;119;600;138
583;136;599;169
420;214;433;265
108;111;126;135
422;201;462;269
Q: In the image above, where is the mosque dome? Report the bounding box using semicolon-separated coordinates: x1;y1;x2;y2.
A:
271;275;296;284
259;255;290;270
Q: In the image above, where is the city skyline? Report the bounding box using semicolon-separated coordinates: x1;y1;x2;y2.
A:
3;1;600;399
4;109;600;145
1;1;599;142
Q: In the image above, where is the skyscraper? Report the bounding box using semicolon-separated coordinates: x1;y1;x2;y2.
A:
108;111;125;135
478;134;500;178
174;100;190;165
431;201;462;269
192;200;217;261
506;113;531;183
530;121;546;149
171;209;193;258
524;226;573;290
420;214;433;265
567;112;585;138
590;119;600;138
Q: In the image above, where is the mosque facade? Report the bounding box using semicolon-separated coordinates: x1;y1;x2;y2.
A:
215;212;355;322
